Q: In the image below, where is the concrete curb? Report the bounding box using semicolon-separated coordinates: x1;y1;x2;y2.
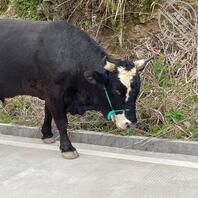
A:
0;123;198;156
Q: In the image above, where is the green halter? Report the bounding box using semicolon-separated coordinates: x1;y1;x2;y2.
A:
103;87;129;121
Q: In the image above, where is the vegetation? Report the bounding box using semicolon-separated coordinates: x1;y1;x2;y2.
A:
10;0;42;19
0;0;9;12
0;0;197;140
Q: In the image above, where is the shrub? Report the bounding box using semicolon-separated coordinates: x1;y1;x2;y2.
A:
10;0;42;19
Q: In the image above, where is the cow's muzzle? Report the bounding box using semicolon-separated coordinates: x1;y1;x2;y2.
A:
112;113;134;130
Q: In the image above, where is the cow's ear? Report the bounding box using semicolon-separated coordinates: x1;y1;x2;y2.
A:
84;71;107;85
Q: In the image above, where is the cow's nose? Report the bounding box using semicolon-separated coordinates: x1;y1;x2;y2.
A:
125;122;130;128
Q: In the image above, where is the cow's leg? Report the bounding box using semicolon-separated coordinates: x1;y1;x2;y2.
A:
41;104;55;144
46;97;79;159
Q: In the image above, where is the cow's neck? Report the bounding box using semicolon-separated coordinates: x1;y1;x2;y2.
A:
66;80;105;115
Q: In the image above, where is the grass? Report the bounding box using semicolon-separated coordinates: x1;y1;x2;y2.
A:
165;108;185;124
153;58;173;87
137;76;198;139
0;97;44;126
0;0;197;141
10;0;42;20
0;0;9;13
0;67;197;140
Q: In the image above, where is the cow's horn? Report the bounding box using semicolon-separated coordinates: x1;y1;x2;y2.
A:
104;61;116;72
134;56;154;71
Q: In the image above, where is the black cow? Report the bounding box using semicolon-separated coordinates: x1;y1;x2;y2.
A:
0;19;153;159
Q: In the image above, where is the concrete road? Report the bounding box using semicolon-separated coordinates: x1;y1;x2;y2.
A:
0;134;198;198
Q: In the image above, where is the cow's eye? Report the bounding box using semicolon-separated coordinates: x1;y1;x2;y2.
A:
114;90;121;96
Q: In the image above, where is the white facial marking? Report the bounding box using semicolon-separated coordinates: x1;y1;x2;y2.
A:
112;113;131;130
118;67;136;101
104;61;116;72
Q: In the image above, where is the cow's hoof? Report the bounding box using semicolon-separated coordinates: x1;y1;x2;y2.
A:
42;137;56;144
62;151;79;159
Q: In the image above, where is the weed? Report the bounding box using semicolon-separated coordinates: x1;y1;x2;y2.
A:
0;0;197;141
10;0;42;19
153;58;173;87
188;124;198;134
172;60;181;74
0;110;11;123
165;108;185;124
0;0;9;13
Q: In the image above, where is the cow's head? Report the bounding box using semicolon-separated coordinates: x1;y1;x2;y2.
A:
84;56;153;130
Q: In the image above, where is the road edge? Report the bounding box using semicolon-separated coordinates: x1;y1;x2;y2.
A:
0;123;197;156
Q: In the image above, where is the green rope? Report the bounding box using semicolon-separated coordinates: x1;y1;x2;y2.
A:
103;86;133;136
103;87;113;110
103;87;129;121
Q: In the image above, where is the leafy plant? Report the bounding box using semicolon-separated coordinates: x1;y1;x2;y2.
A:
173;60;181;72
10;0;42;19
0;0;9;13
0;0;196;141
153;58;172;87
188;124;198;134
0;110;11;123
165;108;185;124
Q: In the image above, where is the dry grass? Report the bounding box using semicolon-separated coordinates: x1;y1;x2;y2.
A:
0;0;197;140
0;97;44;126
0;0;9;14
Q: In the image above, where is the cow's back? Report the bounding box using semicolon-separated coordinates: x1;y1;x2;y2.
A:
0;20;45;96
0;19;106;98
0;20;67;97
0;19;54;72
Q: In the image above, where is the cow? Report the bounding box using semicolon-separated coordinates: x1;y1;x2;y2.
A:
0;19;153;159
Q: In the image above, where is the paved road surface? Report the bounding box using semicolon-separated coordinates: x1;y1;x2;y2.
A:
0;134;198;198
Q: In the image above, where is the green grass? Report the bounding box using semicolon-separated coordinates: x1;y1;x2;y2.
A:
153;58;173;87
0;110;11;123
10;0;42;19
0;0;9;13
165;108;185;124
0;0;197;141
